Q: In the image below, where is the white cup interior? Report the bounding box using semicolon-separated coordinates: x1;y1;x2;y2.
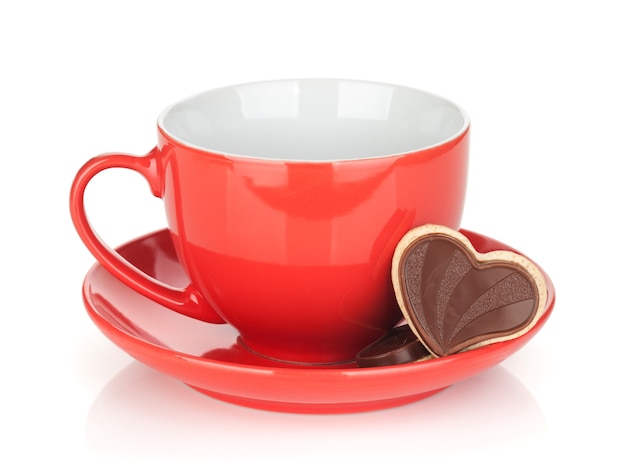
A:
158;79;469;161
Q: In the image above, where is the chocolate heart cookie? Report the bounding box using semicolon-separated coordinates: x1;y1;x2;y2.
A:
392;225;547;357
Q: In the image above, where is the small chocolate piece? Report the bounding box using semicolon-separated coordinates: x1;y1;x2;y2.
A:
392;225;547;357
356;324;431;367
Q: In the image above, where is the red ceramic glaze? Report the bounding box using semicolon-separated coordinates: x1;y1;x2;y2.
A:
82;229;555;414
70;79;470;363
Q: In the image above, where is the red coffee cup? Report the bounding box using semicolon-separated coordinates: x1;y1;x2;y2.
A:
71;79;470;364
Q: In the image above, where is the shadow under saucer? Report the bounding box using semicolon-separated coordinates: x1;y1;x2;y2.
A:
85;361;546;461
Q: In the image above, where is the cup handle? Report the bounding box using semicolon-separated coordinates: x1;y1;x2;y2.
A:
70;147;225;324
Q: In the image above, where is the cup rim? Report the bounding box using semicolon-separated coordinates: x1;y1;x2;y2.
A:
157;78;471;162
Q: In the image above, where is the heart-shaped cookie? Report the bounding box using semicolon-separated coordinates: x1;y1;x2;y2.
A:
391;225;547;357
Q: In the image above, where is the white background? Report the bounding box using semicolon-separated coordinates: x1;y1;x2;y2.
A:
2;0;624;469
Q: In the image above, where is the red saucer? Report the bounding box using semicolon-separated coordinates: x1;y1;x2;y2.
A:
82;229;555;414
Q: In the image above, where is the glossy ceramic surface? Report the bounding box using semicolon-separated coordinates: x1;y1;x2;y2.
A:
71;79;470;364
82;229;555;414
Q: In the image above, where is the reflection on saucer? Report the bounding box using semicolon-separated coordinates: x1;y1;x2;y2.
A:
86;361;546;461
201;338;356;368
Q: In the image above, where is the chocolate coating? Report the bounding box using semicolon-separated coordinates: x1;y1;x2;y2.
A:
356;324;430;367
398;234;541;357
